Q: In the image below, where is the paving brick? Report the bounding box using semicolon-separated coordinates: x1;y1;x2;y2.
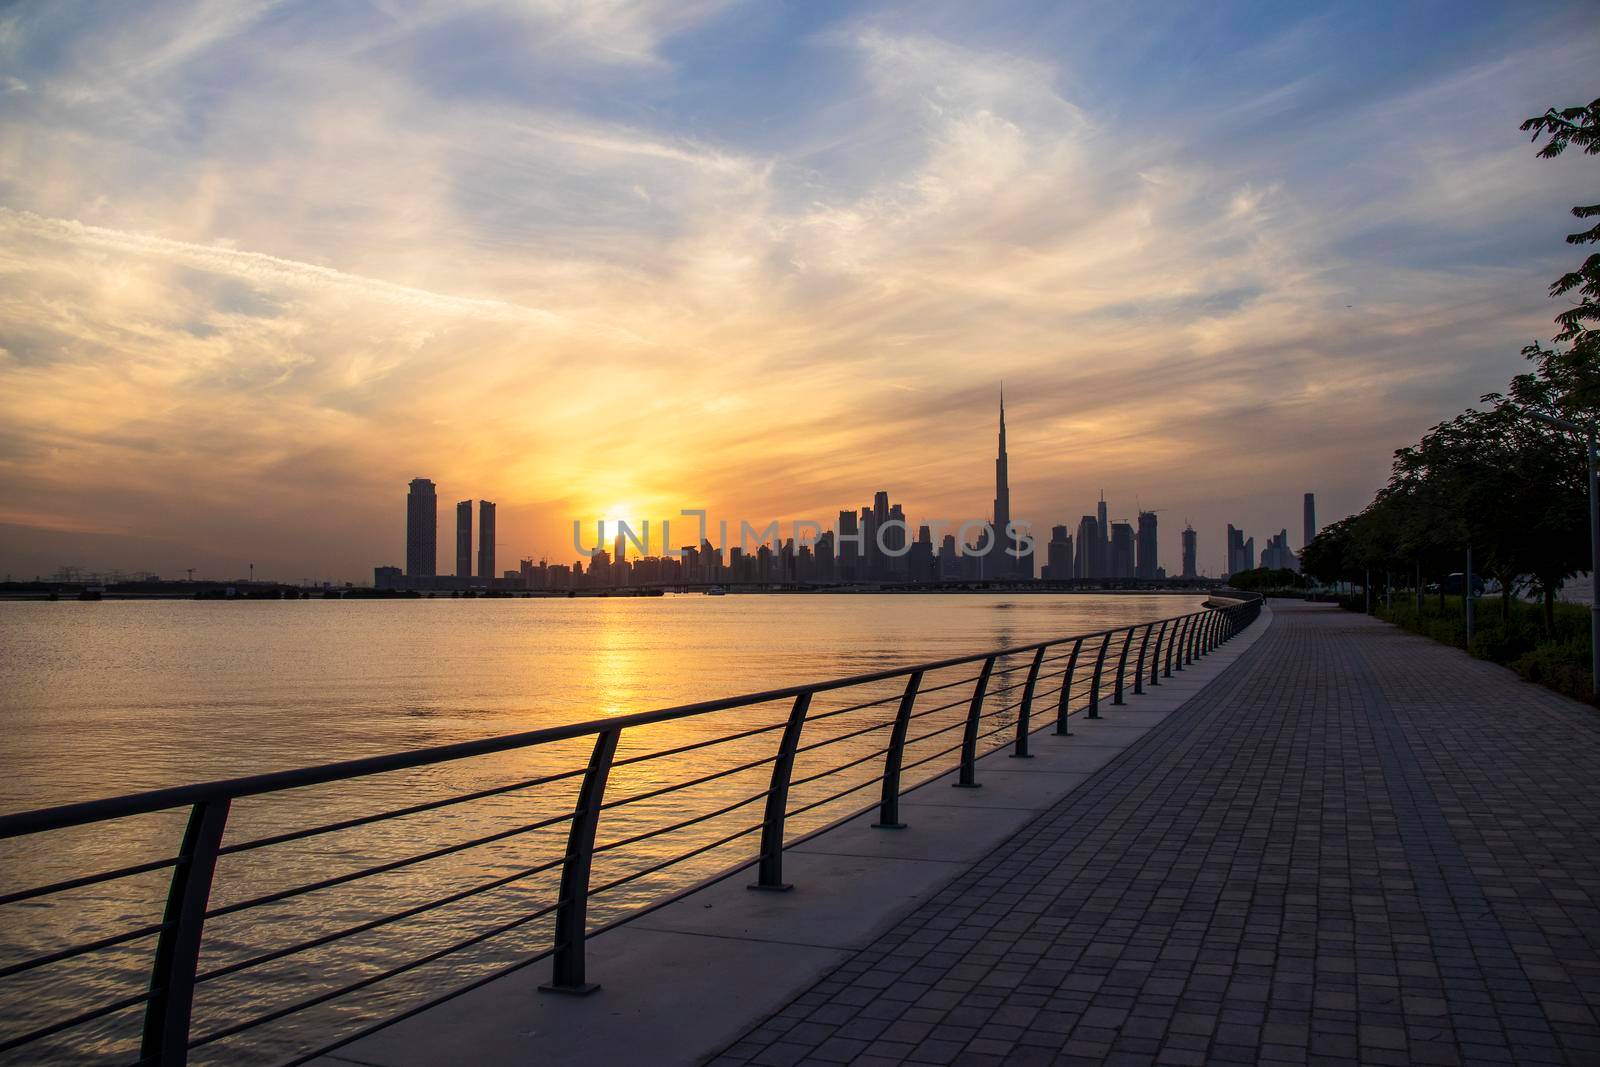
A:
715;605;1600;1066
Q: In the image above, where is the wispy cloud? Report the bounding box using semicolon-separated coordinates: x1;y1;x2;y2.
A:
0;0;1592;579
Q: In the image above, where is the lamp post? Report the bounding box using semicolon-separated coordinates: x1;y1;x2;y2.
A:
1524;409;1598;698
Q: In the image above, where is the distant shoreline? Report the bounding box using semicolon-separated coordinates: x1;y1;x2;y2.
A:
0;581;1224;602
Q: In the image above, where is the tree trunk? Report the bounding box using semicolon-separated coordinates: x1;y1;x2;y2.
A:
1544;585;1557;634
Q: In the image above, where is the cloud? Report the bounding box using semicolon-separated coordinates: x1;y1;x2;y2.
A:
0;1;1593;579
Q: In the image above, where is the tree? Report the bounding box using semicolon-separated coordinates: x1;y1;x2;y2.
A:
1522;97;1600;347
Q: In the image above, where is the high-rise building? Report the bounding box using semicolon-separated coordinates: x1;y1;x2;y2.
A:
1303;493;1317;549
1262;529;1300;571
870;491;890;580
1075;515;1100;578
1226;525;1256;574
406;478;436;579
455;500;473;578
1110;522;1135;578
1181;524;1197;578
838;509;859;582
1096;492;1109;577
1136;511;1158;579
477;500;496;580
860;506;878;581
993;393;1018;579
1045;525;1074;580
887;502;908;579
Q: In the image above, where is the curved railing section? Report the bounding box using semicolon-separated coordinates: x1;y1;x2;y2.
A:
0;594;1261;1066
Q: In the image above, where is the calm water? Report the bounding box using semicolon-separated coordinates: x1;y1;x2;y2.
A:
0;593;1201;1065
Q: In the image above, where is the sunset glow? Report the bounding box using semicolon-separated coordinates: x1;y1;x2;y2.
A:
0;2;1594;580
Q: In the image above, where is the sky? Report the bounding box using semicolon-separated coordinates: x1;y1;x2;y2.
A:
0;0;1596;582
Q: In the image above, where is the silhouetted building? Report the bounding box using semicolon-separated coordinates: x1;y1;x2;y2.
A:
910;524;935;583
938;534;960;580
837;510;859;581
1075;515;1100;578
406;478;436;578
1044;525;1074;580
1110;522;1134;579
1262;529;1300;572
1226;524;1255;575
455;500;472;578
1097;492;1109;574
993;393;1019;579
1303;493;1317;550
478;500;496;580
887;502;908;580
1136;511;1158;579
374;565;402;590
1181;524;1197;578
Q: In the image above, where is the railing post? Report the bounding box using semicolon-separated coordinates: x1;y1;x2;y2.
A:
954;656;995;787
1111;627;1135;705
142;798;230;1066
1173;615;1191;671
874;672;923;829
542;728;620;993
750;692;812;890
1086;632;1112;718
1133;622;1154;695
1150;620;1167;687
1012;647;1045;758
1055;637;1083;735
1189;613;1203;663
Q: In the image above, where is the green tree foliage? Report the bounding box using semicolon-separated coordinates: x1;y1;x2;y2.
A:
1306;101;1599;700
1225;567;1306;592
1522;97;1600;346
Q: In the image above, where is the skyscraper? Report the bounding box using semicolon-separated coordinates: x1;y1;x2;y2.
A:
455;500;473;579
1262;529;1300;571
887;501;908;579
1136;511;1158;579
1075;515;1100;578
406;478;436;579
993;392;1016;579
871;491;890;580
1096;492;1108;577
1110;522;1134;579
1181;523;1197;578
477;500;496;580
1227;524;1243;575
1044;525;1073;580
838;509;859;582
1303;493;1317;549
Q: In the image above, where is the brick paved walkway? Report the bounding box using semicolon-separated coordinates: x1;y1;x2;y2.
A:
715;603;1600;1066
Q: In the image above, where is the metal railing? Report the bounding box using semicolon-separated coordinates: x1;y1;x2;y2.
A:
0;594;1261;1066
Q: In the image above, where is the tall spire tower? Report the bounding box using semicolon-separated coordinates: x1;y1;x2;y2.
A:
993;388;1014;579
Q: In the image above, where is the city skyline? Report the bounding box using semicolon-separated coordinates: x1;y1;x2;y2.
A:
1;3;1593;584
382;395;1315;588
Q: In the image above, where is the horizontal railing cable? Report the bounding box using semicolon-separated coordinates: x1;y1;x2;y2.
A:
220;766;589;857
206;810;575;920
0;852;182;908
0;986;156;1055
591;788;771;856
194;853;570;986
0;593;1260;1067
187;900;566;1051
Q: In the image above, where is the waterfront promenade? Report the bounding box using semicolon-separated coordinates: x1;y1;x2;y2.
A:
718;603;1600;1066
326;601;1600;1066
